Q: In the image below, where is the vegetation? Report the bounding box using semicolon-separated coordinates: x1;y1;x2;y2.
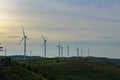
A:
0;58;120;80
0;58;45;80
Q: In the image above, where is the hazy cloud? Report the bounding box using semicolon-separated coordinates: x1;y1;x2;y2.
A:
8;36;20;38
0;0;120;58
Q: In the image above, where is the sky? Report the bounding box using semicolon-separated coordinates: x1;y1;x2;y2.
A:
0;0;120;58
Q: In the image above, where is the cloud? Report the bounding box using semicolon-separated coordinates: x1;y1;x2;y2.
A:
100;37;113;39
0;1;120;41
8;36;20;38
0;33;6;35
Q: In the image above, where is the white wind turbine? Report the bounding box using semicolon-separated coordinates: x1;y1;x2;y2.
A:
61;44;63;58
4;47;7;56
19;26;28;60
88;49;90;57
57;42;61;58
41;33;47;58
77;47;79;57
30;49;32;57
67;45;69;58
81;49;83;57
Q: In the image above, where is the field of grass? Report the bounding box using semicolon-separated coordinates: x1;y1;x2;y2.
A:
0;64;45;80
1;58;120;80
17;58;120;80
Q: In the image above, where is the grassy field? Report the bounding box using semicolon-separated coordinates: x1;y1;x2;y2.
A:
0;64;45;80
1;58;120;80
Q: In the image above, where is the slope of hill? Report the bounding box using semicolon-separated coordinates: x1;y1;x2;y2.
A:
0;64;46;80
1;58;120;80
18;58;120;80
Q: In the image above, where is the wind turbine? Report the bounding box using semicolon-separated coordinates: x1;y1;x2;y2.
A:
4;47;7;56
19;26;28;60
77;47;79;57
57;42;61;58
41;33;47;58
88;49;90;57
81;49;83;57
30;49;32;57
67;45;69;58
61;44;63;58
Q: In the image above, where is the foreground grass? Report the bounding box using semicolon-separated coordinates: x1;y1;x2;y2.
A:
0;62;46;80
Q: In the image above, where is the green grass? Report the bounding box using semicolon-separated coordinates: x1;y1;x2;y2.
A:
17;59;120;80
0;61;46;80
1;58;120;80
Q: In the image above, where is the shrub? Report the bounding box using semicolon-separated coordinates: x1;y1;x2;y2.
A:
21;63;26;68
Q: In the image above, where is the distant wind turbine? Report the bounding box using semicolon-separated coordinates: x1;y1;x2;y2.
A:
30;49;32;57
57;42;61;58
19;26;28;60
77;48;79;57
88;49;90;57
4;47;7;56
61;44;63;58
67;45;69;58
41;33;47;58
81;49;83;57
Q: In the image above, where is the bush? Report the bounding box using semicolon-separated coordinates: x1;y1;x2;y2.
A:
41;71;55;80
26;64;32;70
32;67;40;73
21;63;26;68
56;60;60;63
12;61;20;66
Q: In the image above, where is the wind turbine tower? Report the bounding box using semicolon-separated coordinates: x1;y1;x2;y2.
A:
57;42;61;58
67;45;69;58
77;48;79;57
41;33;47;58
19;26;28;60
4;47;7;56
61;44;63;58
30;49;32;57
88;49;90;57
81;49;83;57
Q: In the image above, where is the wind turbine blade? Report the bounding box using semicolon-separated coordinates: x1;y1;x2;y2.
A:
22;25;26;36
19;37;24;45
41;33;45;40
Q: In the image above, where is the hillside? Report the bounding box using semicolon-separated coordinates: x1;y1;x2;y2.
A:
1;58;120;80
18;58;120;80
0;63;45;80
